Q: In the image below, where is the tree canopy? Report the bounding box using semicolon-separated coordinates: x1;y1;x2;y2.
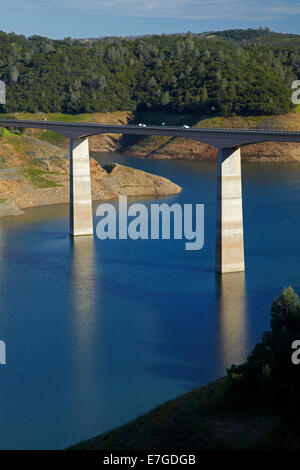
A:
226;286;300;418
0;29;298;116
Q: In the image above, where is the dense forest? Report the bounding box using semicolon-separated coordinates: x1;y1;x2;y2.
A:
0;28;299;116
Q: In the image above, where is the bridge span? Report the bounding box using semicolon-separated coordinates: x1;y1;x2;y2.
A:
1;118;300;274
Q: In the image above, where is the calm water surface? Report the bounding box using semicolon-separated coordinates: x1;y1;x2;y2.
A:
0;153;300;449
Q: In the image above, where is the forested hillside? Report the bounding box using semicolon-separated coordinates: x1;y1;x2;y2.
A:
0;28;299;116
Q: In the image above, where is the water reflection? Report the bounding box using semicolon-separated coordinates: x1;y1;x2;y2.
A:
2;156;300;449
70;236;97;366
216;272;248;370
68;236;102;441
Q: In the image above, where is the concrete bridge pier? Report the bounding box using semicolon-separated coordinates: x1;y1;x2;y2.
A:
216;147;245;273
70;137;93;236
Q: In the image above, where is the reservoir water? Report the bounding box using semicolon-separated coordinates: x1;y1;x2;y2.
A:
0;153;300;449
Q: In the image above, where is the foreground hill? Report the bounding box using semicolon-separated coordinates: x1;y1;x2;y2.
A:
70;379;276;451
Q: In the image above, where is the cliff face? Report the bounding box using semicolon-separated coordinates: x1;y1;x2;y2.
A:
0;132;181;218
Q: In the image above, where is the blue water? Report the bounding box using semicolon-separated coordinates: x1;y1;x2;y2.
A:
0;153;300;449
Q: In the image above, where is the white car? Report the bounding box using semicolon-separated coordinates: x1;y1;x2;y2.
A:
182;125;190;129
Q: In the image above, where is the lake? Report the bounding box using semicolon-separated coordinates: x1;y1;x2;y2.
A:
0;153;300;449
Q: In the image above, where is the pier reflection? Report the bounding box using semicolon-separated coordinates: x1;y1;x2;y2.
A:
71;236;97;362
216;272;248;370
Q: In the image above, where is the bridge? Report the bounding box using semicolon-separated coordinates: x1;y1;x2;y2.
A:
1;118;300;274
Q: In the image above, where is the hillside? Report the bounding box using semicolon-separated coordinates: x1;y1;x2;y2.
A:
201;28;300;48
0;29;296;117
70;378;277;451
0;126;181;217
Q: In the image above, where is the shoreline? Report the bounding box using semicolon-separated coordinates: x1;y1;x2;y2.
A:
0;161;182;219
2;155;300;219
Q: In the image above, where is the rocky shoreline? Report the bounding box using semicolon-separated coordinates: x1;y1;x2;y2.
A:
0;161;181;218
0;142;181;219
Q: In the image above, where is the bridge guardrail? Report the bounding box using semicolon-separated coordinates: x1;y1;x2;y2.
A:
1;118;300;135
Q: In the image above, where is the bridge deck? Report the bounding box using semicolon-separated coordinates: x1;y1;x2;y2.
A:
1;118;300;148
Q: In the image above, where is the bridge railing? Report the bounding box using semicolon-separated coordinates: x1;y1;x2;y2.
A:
1;118;300;134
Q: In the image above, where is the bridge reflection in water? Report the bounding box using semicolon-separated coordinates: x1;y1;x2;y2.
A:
216;272;248;370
